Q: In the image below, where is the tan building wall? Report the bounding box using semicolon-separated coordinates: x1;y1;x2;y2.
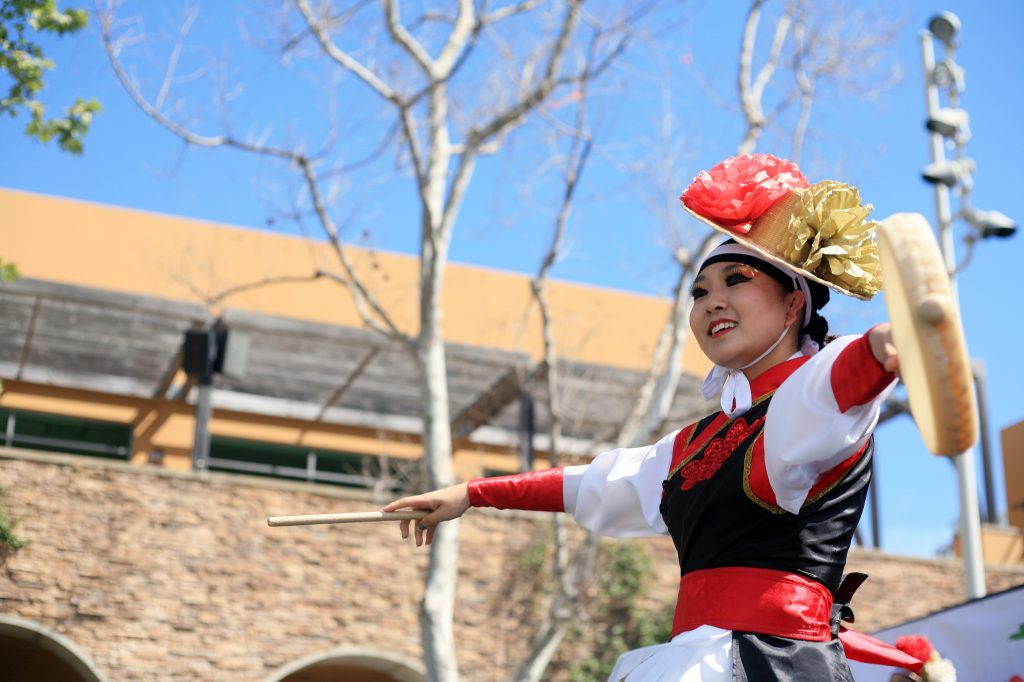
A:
1003;419;1024;537
1;187;709;474
2;448;1023;682
0;188;710;375
942;420;1024;566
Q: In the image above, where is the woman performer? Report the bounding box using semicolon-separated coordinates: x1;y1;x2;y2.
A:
384;154;923;680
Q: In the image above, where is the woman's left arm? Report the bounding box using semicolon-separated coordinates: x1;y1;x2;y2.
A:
764;326;899;513
868;322;899;374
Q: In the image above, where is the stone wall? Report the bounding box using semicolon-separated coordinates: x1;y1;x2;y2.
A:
2;448;1022;681
0;450;536;680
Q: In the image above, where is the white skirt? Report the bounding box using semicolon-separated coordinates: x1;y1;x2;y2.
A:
608;625;734;682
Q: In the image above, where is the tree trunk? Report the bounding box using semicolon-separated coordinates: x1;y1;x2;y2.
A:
416;75;461;680
416;279;460;682
417;323;459;681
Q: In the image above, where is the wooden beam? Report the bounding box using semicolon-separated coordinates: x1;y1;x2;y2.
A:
451;367;522;439
7;277;205;318
451;362;548;439
15;296;41;380
314;346;381;422
152;347;184;399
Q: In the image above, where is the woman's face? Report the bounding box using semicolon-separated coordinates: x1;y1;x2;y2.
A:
688;261;803;372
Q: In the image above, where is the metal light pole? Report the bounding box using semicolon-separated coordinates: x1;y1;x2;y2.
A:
919;12;988;600
183;324;250;471
185;326;218;471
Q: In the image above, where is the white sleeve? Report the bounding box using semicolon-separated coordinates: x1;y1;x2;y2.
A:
561;430;676;537
764;335;897;514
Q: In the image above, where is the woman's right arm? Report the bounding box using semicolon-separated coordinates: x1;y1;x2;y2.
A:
384;429;678;545
564;430;677;537
467;430;679;537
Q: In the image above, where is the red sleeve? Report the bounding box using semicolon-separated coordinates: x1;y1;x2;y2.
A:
467;468;565;512
830;327;896;414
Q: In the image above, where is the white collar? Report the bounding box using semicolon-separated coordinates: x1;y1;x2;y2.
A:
701;335;818;418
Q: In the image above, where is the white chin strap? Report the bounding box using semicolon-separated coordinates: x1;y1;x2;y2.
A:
701;324;820;418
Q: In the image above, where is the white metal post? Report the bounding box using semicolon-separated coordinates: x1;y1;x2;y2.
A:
920;29;986;599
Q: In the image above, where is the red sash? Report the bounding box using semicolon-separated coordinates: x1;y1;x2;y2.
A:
671;567;922;668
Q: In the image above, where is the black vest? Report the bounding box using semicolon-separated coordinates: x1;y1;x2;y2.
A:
659;392;872;594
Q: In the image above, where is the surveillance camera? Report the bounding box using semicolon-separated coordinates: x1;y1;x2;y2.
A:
926;108;969;138
982;225;1017;239
972;210;1017;239
928;11;961;44
921;161;960;187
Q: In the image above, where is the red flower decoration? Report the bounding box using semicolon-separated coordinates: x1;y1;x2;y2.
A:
894;635;933;673
680;153;809;233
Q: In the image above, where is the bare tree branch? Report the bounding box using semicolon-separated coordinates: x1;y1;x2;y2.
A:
169;271;329;315
279;0;374;55
99;3;300;160
382;0;439;75
98;0;415;348
750;8;791;106
737;0;765;136
294;0;400;102
433;0;476;75
514;532;599;682
790;17;813;163
438;147;476;239
481;0;544;26
633;236;719;441
317;118;401;178
737;0;792;155
295;157;414;347
398;105;429;189
468;0;581;148
154;5;198;112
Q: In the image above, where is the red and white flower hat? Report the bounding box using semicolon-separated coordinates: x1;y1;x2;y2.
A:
680;153;882;300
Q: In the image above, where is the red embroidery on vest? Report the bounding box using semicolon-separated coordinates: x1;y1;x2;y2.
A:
679;415;765;490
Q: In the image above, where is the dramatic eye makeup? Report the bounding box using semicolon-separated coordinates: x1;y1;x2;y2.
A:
725;264;758;286
691;264;760;298
690;276;708;299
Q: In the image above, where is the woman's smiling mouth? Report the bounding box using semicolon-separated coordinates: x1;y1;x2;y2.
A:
708;319;737;337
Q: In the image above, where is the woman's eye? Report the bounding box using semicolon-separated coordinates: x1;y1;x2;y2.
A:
726;274;752;286
691;287;707;299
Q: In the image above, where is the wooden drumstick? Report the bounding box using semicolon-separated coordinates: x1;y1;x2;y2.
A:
267;510;428;527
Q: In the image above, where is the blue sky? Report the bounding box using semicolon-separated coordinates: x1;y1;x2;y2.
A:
2;1;1022;561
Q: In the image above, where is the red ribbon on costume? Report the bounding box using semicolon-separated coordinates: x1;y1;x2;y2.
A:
671;566;923;669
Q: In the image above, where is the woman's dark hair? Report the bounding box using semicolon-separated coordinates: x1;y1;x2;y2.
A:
803;310;831;348
802;281;831;349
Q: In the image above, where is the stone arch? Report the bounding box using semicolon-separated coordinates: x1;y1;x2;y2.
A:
0;615;109;682
265;647;426;682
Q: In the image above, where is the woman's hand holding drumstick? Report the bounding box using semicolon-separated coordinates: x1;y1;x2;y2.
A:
265;482;470;545
382;482;471;547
